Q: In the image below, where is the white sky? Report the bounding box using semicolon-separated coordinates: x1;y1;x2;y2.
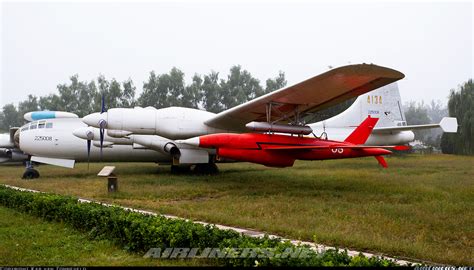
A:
1;1;472;108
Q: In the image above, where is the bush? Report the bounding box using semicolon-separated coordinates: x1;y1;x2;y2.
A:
0;185;398;267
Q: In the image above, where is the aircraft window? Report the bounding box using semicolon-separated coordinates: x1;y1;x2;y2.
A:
38;122;46;129
30;123;37;130
21;126;29;132
46;123;53;128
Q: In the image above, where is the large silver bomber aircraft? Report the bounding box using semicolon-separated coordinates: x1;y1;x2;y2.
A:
5;64;457;178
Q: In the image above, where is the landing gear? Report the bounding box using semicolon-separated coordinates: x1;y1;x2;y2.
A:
22;160;40;179
193;163;219;174
170;165;192;174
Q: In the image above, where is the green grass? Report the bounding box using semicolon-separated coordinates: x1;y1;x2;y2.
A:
0;206;212;266
0;154;472;265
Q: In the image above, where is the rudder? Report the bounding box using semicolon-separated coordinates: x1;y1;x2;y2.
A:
344;116;379;144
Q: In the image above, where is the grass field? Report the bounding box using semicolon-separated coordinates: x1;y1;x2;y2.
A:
0;154;472;265
0;206;213;266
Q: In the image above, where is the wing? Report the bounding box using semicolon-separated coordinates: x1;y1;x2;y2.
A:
205;64;404;131
265;145;409;151
372;117;458;134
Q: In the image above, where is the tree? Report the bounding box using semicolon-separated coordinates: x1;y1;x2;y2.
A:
121;79;136;108
39;94;62;111
0;111;5;131
139;68;185;108
265;71;287;94
17;95;39;125
201;71;223;113
220;65;263;110
182;74;202;109
404;101;432;144
55;75;98;117
1;104;22;128
94;75;136;112
441;79;474;155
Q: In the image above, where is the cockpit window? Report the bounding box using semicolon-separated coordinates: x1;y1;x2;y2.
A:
46;123;53;128
21;124;29;132
38;121;46;129
30;123;37;130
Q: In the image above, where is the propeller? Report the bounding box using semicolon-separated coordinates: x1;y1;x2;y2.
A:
98;94;107;159
86;130;93;170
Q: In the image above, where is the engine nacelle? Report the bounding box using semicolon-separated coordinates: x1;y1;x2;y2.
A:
72;127;132;145
2;149;29;161
107;129;132;138
0;134;14;148
83;107;225;140
93;141;113;148
132;135;179;156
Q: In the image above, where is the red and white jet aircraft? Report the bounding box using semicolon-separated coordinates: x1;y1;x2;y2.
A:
178;116;409;168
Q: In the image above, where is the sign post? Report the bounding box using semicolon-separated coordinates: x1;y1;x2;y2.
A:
97;166;118;193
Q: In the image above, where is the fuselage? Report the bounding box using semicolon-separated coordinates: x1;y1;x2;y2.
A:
18;118;171;163
192;133;392;168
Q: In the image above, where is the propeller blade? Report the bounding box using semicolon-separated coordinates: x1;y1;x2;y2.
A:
87;139;91;171
101;94;106;113
99;128;104;160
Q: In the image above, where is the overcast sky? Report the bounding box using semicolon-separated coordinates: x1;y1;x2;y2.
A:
1;1;472;108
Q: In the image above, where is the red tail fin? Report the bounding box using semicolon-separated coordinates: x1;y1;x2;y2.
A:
344;116;379;145
374;156;388;168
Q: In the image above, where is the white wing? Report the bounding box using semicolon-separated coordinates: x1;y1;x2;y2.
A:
205;64;405;131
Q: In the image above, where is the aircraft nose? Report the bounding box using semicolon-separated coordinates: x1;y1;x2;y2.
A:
83;112;107;128
73;127;95;140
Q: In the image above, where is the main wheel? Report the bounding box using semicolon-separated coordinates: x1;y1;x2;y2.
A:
193;163;219;174
22;168;39;179
170;165;192;174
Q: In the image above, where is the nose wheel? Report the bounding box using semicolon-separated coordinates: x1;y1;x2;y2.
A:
22;161;40;179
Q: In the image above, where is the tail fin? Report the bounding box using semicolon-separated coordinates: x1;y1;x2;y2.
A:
311;82;406;130
344;116;379;144
374;156;388;168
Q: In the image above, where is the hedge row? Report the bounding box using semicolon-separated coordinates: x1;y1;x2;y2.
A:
0;185;398;267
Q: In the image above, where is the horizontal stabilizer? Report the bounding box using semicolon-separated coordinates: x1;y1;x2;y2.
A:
439;117;458;133
372;117;458;134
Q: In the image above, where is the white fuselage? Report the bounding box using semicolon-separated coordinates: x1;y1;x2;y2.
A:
19;118;171;163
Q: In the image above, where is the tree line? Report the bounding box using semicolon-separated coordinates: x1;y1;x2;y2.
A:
403;100;448;148
440;79;474;155
0;65;287;129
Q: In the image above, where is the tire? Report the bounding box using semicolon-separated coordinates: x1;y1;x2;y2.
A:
170;165;192;174
22;168;39;179
193;163;219;174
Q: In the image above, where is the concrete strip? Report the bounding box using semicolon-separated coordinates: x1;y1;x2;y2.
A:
1;184;415;265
